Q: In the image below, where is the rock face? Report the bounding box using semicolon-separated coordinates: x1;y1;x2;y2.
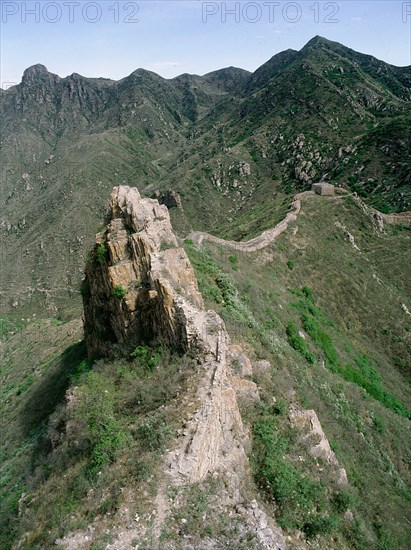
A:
83;185;259;485
83;186;203;359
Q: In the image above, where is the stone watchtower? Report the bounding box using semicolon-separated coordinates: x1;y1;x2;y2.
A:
312;183;335;196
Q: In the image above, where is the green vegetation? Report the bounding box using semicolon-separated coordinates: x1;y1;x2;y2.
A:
290;287;410;418
252;404;342;536
68;359;92;384
0;326;198;548
286;321;315;363
75;371;127;475
228;254;239;270
0;317;27;340
1;38;411;548
95;243;108;265
112;284;126;299
130;344;162;371
184;194;410;548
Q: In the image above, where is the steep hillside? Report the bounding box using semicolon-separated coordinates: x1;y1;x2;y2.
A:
1;186;410;549
167;37;411;232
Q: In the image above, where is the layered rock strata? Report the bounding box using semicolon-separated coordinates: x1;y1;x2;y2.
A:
83;186;204;358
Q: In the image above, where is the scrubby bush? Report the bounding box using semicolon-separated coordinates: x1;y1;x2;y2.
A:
95;243;108;265
252;407;333;536
286;321;315;364
130;345;162;371
112;285;126;299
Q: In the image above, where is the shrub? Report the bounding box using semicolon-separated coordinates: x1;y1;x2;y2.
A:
90;419;126;474
73;372;126;475
287;260;295;270
302;314;339;366
373;416;385;433
130;345;162;371
332;490;356;513
95;243;108;265
134;417;170;452
302;286;314;301
69;359;92;385
304;514;340;538
286;321;315;364
112;285;126;299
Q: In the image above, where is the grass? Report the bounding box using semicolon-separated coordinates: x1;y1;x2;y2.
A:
112;284;126;299
251;403;343;537
291;288;410;418
1;189;410;547
188;195;411;548
95;243;108;265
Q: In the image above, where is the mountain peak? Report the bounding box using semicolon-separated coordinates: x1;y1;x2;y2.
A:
304;35;334;47
21;64;60;87
23;64;49;78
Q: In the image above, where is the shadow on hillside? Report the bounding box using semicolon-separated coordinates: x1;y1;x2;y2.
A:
20;340;87;438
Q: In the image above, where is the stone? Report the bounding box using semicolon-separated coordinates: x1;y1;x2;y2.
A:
151;189;182;209
289;405;349;487
255;360;271;370
81;185;288;549
312;183;335;196
239;162;251;176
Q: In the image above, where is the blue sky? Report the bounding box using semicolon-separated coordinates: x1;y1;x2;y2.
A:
1;1;410;87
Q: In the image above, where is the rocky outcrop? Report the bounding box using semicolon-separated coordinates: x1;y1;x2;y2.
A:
288;406;348;487
83;186;203;358
239;162;251;176
151;189;182;209
83;185;261;485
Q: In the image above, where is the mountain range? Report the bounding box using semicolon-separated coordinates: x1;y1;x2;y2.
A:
1;35;410;315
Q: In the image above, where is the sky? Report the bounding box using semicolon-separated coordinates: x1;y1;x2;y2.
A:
1;1;410;87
